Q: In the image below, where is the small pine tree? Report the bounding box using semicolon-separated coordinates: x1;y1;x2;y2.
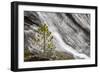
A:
37;23;56;59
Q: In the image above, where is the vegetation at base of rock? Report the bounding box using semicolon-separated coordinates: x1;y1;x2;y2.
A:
24;48;74;62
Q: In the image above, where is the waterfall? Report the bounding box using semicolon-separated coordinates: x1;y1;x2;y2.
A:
24;11;90;59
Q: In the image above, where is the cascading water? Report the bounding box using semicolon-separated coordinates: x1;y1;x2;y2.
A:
24;11;90;60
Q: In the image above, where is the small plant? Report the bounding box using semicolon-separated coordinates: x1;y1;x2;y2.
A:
37;23;56;59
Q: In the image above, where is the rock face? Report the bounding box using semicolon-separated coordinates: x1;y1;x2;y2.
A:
24;11;90;61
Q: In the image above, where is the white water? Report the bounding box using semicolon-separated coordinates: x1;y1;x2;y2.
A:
37;12;89;59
